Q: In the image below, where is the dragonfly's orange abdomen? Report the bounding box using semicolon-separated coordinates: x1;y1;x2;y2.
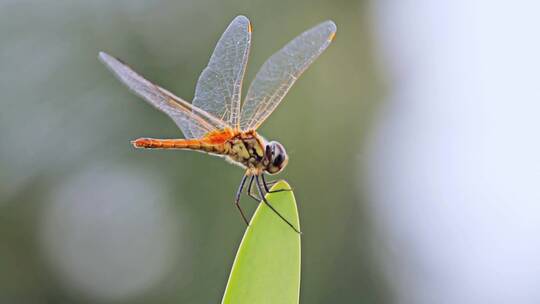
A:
131;129;268;173
132;138;214;151
131;129;238;153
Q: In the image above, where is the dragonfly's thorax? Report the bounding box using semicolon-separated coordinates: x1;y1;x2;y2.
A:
220;130;288;175
220;130;267;173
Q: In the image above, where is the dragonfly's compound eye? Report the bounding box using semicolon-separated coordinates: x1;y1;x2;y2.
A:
265;141;289;174
265;144;273;161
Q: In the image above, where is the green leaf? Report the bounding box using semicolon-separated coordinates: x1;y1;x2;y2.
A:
222;180;301;304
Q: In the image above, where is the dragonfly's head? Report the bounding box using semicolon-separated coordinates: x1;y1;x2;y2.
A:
264;141;289;174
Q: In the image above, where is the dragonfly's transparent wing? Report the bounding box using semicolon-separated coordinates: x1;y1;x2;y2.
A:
99;52;219;139
191;15;251;136
240;21;336;131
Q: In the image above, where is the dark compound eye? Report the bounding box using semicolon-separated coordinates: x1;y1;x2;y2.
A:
273;154;283;167
265;145;273;160
265;141;288;174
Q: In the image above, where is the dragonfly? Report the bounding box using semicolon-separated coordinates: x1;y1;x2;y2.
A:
99;16;336;233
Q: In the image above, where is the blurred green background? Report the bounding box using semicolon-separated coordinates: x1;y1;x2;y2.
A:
0;0;385;303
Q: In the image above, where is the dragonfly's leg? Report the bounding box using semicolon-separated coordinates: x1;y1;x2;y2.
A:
235;174;250;226
247;175;286;201
256;175;301;234
247;175;261;202
261;174;292;194
261;174;273;193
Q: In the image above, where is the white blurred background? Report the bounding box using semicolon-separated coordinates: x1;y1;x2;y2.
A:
367;1;540;303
